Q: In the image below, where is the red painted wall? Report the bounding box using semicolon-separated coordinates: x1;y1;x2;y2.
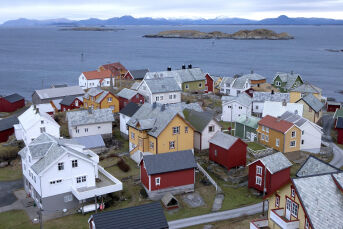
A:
205;74;213;93
337;129;343;144
0;128;14;143
0;98;25;112
208;139;247;171
60;98;83;112
327;104;341;112
119;94;145;110
140;161;150;189
123;72;134;80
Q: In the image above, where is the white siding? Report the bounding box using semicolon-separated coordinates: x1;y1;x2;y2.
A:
119;114;130;136
252;101;264;116
69;122;112;138
194;132;201;150
201;120;221;150
221;101;252;122
137;80;181;104
300;121;322;152
79;74;115;90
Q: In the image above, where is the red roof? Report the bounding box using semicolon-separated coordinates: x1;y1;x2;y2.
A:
258;115;294;133
101;62;127;72
82;69;112;80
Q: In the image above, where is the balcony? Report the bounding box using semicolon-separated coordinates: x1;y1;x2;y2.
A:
72;166;122;200
270;208;299;229
250;219;269;229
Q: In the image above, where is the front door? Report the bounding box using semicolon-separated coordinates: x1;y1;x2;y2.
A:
285;198;292;220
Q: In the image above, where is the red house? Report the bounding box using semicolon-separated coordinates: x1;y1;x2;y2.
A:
204;74;216;93
140;150;197;200
208;131;247;170
59;95;83;112
117;88;144;110
335;117;343;144
0;116;19;142
0;93;25;112
248;152;292;194
326;101;341;112
124;69;149;80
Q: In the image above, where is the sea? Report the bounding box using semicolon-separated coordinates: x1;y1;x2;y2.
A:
0;25;342;101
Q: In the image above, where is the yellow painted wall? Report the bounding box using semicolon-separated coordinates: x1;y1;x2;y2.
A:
290;91;321;103
296;100;322;123
284;126;301;152
83;92;119;113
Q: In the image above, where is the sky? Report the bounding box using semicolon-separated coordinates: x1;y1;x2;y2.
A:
1;0;343;23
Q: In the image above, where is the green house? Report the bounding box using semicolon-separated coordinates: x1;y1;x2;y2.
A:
235;115;260;141
272;72;303;92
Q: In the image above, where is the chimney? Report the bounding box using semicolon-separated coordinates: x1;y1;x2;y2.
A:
188;64;192;69
167;66;172;71
282;99;287;106
182;64;186;69
271;90;274;95
251;70;254;74
88;107;93;114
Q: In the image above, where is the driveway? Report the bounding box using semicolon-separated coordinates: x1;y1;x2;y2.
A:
0;179;23;207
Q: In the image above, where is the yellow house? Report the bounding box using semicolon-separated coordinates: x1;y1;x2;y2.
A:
289;82;322;103
296;94;324;124
257;115;301;153
83;88;119;113
126;103;195;162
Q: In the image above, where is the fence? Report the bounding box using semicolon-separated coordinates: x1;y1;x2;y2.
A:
197;163;221;193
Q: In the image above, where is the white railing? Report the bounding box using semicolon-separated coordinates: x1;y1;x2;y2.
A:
270;208;299;229
197;163;220;192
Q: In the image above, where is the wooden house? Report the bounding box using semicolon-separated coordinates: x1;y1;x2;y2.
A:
124;69;149;80
248;152;292;194
32;86;84;104
59;95;83;112
234;115;260;141
335;117;343;144
0;116;18;142
119;102;140;138
295;93;324;124
98;62;128;80
83;88;119;113
221;93;252;122
0;93;25;112
209;131;247;171
204;74;220;93
289;82;322;103
116;88;144;110
272;72;303;92
326;101;341;112
79;69;113;89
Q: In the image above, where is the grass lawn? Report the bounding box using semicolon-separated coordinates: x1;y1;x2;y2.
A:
0;159;22;181
219;121;234;131
247;142;266;151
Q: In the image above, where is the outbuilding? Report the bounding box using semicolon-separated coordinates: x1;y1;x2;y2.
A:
0;93;25;112
326;101;341;113
60;95;83;112
0;116;19;142
117;88;144;110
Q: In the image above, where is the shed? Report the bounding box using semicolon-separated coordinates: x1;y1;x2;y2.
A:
335;117;343;144
161;193;179;209
0;116;19;142
0;93;25;112
117;88;144;110
326;101;341;112
235;115;260;141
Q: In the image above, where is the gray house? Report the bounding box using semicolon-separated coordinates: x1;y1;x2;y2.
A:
32;86;85;104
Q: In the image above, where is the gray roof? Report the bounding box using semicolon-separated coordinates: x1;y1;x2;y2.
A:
117;88;137;100
274;72;302;90
235;115;260;129
73;135;105;149
222;93;252;107
0;116;18;132
300;94;324;113
252;152;292;174
84;87;104;99
34;86;84;100
220;77;235;87
130;82;140;90
92;202;168;229
119;102;140;117
296;156;340;177
280;111;320;129
209;131;239;150
292;172;343;229
145;68;206;84
67;108;114;127
128;69;149;80
183;109;215;132
3;93;24;103
231;73;266;89
95;91;112;103
144;78;181;94
327;101;341;106
142;150;196;175
252;92;290;102
291;82;321;94
60;95;78;106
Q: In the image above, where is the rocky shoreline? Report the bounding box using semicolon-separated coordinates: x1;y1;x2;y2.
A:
144;29;294;40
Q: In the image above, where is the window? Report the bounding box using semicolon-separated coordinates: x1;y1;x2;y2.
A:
40;127;46;133
308;107;312;112
173;94;176;99
56;179;62;183
169;94;173;99
34;176;36;183
256;176;262;185
276;138;280;147
238;106;242;109
98;126;101;129
75;100;79;106
291;187;295;197
160;96;163;101
275;195;280;208
302;130;304;135
131;132;135;139
77;176;86;183
290;141;296;147
256;166;262;175
305;218;309;229
169;141;175;149
156;96;159;101
265;135;269;142
58;162;64;171
291;131;296;138
185;126;189;133
255;105;259;109
266;128;269;133
76;129;79;133
302;140;304;145
199;83;202;88
261;133;265;141
228;105;232;109
262;126;265;131
275;81;281;86
185;84;189;89
85;128;88;133
208;125;215;132
64;194;73;203
50;181;56;184
172;126;180;134
107;97;112;102
136;94;139;99
155;177;161;186
41;120;44;124
291;202;298;218
110;105;114;110
72;160;78;168
149;141;154;149
214;149;217;157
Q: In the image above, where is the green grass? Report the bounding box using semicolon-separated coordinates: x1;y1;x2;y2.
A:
219;121;234;131
0;162;22;181
247;142;266;151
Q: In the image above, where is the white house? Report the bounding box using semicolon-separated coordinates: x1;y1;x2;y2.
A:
79;69;114;89
252;92;290;117
137;78;181;104
262;101;303;117
14;105;60;145
279;111;322;153
119;102;140;138
221;93;252;122
67;108;114;138
18;133;122;213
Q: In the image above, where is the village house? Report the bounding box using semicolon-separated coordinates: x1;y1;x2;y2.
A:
119;102;140;138
123;69;149;80
0;93;25;112
116;88;144;110
66;108;114;138
262;100;303;118
144;65;206;92
257;115;301;153
130;81;141;91
137;78;181;104
248;152;292;194
209;131;247;171
32;86;85;104
296;155;340;177
219;72;266;96
0;116;19;143
88;202;168;229
58;95;83;112
140;150;197;200
18;133;122;214
234;115;260;141
252;91;290;117
221;93;252;122
36;103;55;116
78;69;113;89
83;88;119;113
334;108;343;144
183;108;221;151
204;74;221;93
295;93;324;123
289;82;322;103
272;71;304;92
98;62;128;80
14;105;60;145
245;83;279;97
279;111;322;153
326;100;341;112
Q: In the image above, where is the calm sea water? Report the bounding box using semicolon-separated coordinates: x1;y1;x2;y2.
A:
0;25;342;101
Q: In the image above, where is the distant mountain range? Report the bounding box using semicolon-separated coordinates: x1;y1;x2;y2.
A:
2;15;343;27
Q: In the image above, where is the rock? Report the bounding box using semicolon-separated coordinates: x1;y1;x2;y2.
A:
0;161;8;168
212;194;224;212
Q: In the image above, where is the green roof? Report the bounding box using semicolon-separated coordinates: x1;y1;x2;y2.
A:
334;109;343;119
235;115;260;129
183;109;215;132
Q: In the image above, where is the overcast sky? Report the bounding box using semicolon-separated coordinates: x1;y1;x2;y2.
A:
1;0;343;23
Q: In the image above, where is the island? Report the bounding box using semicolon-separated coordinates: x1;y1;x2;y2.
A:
144;29;294;40
59;27;124;32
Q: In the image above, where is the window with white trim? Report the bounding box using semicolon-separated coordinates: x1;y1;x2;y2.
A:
172;126;180;134
290;141;296;147
169;94;173;99
256;166;263;175
208;125;215;132
256;176;262;185
291;187;295;197
291;202;298;218
169;141;175;149
275;195;280;208
40;127;46;133
302;130;304;135
64;194;73;202
131;132;135;139
149;141;154;149
276;138;280;147
155;177;161;186
76;176;86;183
155;96;159;101
261;133;265;141
291;131;296;138
266;127;269;133
185;84;189;89
305;218;309;229
214;149;218;157
185;126;189;133
85;128;88;133
262;126;265;131
160;96;163;101
265;135;269;142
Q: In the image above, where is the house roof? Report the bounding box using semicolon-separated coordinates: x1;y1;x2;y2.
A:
334;108;343;119
128;69;149;80
299;94;324;113
36;103;55;114
209;131;240;150
280;111;322;132
273;72;302;90
250;152;292;174
51;99;62;110
232;73;266;89
0;116;19;132
101;62;127;72
220;76;235;87
34;86;85;100
73;135;105;149
183;108;215;132
130;82;140;90
95;91;113;104
222;93;252;107
251;83;279;92
60;95;79;106
235;115;260;129
117;88;138;100
82;69;112;80
142;150;197;175
145;67;206;84
91;202;168;229
327;101;341;106
84;87;104;99
143;78;181;94
258;115;294;133
3;93;24;103
336;117;343;129
67;108;114;127
119;102;140;117
292;172;343;229
252;92;290;102
296;156;340;177
290;82;321;94
262;101;303;118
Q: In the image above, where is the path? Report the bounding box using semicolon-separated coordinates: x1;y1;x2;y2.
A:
0;179;23;207
168;202;266;229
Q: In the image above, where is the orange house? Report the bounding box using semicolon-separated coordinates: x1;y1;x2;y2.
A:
99;62;128;80
83;88;119;113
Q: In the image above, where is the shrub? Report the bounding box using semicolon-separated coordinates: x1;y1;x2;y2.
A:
139;188;148;199
117;159;130;172
0;145;19;162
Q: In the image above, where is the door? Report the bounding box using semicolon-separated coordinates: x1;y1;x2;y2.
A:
285;198;292;220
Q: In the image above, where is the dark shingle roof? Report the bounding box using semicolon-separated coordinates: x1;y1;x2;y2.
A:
143;150;197;175
92;202;168;229
183;108;214;132
129;69;149;80
119;102;140;117
336;117;343;129
60;95;77;106
0;116;19;132
300;94;324;113
3;93;24;103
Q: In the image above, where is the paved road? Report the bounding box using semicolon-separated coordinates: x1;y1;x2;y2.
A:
168;202;266;229
0;179;23;207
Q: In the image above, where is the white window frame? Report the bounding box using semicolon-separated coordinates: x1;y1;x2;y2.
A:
291;131;296;138
172;126;180;134
40;127;46;133
169;141;175;149
276;138;280;147
256;176;262;186
58;162;64;171
208;125;215;133
291;202;298;218
149;141;154;149
131;132;135;140
155;177;161;186
72;160;78;168
265;135;269;142
107;97;112;102
290;140;296;147
256;166;263;175
64;194;73;203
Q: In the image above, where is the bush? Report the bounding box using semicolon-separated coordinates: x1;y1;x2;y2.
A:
0;145;19;162
140;188;148;199
117;159;130;172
